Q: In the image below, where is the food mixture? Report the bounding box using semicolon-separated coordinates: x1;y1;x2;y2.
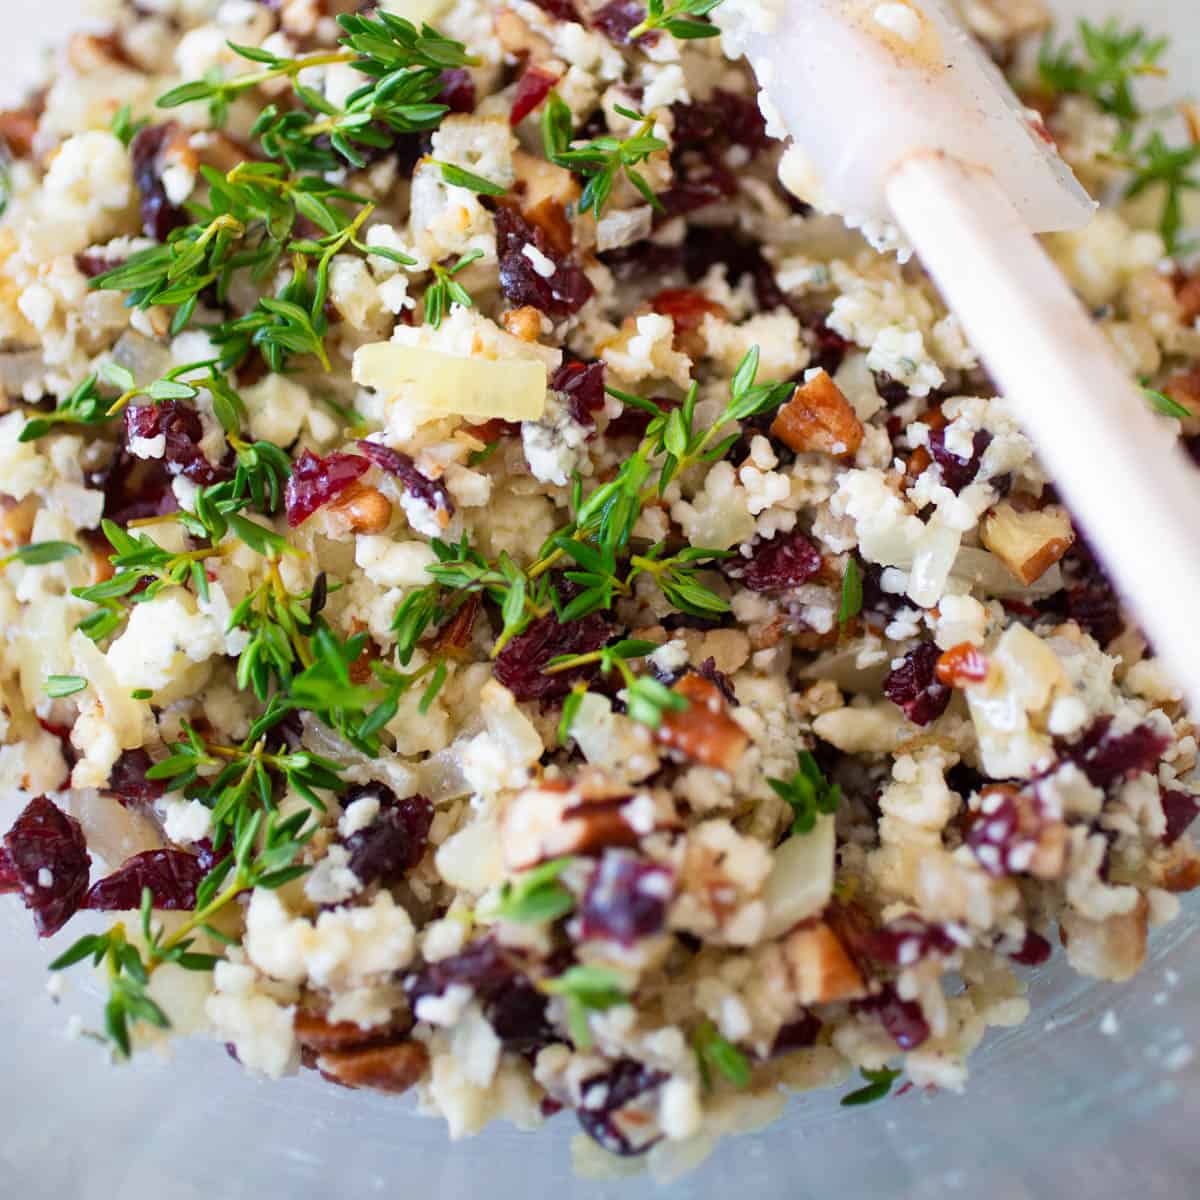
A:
1;0;1199;1179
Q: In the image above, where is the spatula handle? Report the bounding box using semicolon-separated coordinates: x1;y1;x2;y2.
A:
887;152;1200;710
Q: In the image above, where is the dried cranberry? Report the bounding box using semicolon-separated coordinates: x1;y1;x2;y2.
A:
1064;581;1123;646
493;610;615;702
657;161;738;218
483;975;557;1052
84;848;205;911
284;449;370;527
130;124;187;243
726;528;822;594
405;938;515;1009
529;0;581;17
75;250;118;278
1161;789;1200;846
1010;929;1053;967
103;749;166;807
926;427;992;493
577;850;672;946
576;1059;668;1156
494;207;594;317
868;916;958;967
510;65;558;126
97;447;179;526
1055;716;1168;791
855;986;930;1051
357;440;453;519
679;228;784;312
599;242;683;283
341;788;433;887
770;1012;822;1056
670;92;768;155
438;68;476;114
605;393;678;441
124;401;228;486
590;0;651;44
883;643;952;726
808;322;851;375
551;359;606;427
694;656;737;706
874;375;911;407
966;787;1046;879
0;796;91;937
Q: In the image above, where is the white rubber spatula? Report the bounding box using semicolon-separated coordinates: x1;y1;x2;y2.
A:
723;0;1200;711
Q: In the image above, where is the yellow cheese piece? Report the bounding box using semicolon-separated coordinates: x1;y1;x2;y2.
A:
353;342;548;422
378;0;450;24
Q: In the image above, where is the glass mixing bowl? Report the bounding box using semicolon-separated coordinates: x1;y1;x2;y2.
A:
3;1;1198;1196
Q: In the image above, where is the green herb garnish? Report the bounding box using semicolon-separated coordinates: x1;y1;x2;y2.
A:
768;751;841;836
693;1019;751;1089
491;858;576;924
838;557;864;629
44;675;87;698
541;965;630;1049
628;0;724;41
840;1066;902;1107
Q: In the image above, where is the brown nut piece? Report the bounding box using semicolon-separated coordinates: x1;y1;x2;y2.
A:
294;1009;413;1053
656;674;749;772
650;288;728;358
0;495;38;552
981;501;1074;586
770;370;864;459
317;1040;429;1095
779;921;868;1005
330;483;392;534
1059;895;1149;983
0;109;38;158
501;305;543;342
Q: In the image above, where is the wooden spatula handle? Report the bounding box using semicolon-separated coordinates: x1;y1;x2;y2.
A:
888;152;1200;710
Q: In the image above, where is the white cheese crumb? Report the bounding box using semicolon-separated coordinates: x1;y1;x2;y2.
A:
521;242;557;279
1099;1009;1120;1036
339;792;382;838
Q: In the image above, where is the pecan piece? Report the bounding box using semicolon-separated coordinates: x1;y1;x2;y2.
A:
0;109;38;158
294;1009;413;1053
329;482;392;534
769;370;863;458
981;502;1074;585
656;674;748;771
318;1040;429;1095
779;921;868;1005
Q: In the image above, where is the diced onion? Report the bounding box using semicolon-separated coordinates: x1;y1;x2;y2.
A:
353;343;547;422
759;814;835;941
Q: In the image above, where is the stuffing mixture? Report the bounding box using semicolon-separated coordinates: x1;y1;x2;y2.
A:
2;0;1200;1181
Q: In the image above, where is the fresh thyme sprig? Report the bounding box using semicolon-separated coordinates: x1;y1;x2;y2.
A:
693;1019;751;1089
1;541;81;567
628;0;725;42
489;857;576;924
50;806;314;1056
767;751;841;836
1123;132;1200;256
840;1066;902;1107
423;248;483;327
1038;19;1168;124
158;13;476;170
18;374;107;442
110;103;149;149
542;92;666;217
547;639;688;731
540;964;630;1050
837;557;863;630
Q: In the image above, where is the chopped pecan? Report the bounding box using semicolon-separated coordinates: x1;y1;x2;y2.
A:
431;595;481;659
779;921;868;1005
317;1039;429;1095
935;642;990;687
656;674;748;771
0;495;37;553
0;109;38;158
1059;895;1149;983
769;370;863;458
329;482;393;534
294;1009;414;1053
981;501;1074;585
650;288;727;357
1174;273;1200;327
501;305;544;342
501;775;676;870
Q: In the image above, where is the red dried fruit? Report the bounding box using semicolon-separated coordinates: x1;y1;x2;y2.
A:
926;427;992;493
1064;581;1123;646
883;642;952;726
103;748;166;807
0;796;91;937
577;850;672;946
854;985;930;1051
482;975;557;1053
657;161;738;218
130;124;188;243
809;322;851;376
1055;716;1169;791
1161;789;1200;846
357;440;453;520
530;0;581;18
84;848;205;911
770;1011;822;1056
1010;928;1053;967
284;450;370;527
342;788;433;887
495;206;594;317
867;915;958;967
670;91;769;155
551;359;606;427
97;449;179;526
510;65;558;126
727;528;823;594
576;1059;668;1156
493;610;615;702
591;0;653;44
405;938;515;1010
438;68;476;114
125;401;229;486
